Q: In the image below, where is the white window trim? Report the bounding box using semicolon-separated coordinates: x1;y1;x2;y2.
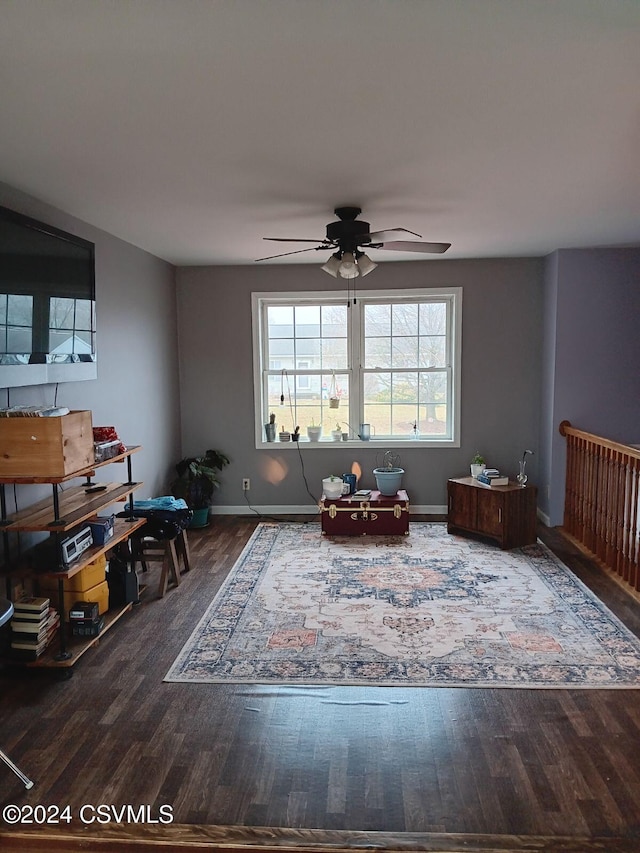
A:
251;287;462;449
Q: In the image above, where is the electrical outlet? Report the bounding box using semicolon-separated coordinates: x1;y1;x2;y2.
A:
242;478;250;491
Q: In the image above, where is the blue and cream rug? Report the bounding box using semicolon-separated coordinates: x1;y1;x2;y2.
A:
164;522;640;688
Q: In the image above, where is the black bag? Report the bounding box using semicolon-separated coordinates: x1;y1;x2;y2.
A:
107;541;139;606
116;508;192;541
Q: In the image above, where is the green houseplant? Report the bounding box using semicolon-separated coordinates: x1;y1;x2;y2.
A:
470;451;486;478
171;449;229;528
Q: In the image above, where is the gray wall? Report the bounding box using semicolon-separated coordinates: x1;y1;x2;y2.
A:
541;248;640;526
0;183;182;517
176;257;543;512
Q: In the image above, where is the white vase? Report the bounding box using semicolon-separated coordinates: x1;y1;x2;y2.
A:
307;426;322;442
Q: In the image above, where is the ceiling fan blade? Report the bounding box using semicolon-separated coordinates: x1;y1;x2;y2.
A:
263;237;330;243
255;246;328;261
374;240;451;254
364;227;422;242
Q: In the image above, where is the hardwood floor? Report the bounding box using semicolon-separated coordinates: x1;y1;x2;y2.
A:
2;517;640;852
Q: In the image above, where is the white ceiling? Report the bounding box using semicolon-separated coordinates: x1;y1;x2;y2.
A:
1;0;639;266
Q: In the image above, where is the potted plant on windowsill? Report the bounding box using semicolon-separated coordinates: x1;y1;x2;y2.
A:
171;449;230;528
307;421;322;442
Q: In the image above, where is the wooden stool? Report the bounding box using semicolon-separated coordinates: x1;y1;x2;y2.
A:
136;528;191;598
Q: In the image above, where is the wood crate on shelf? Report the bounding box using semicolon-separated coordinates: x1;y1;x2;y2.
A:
0;410;93;478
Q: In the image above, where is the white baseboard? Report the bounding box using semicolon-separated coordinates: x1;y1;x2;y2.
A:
210;504;448;516
537;507;551;527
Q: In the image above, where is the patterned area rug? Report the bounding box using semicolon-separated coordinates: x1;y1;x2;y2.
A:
164;522;640;688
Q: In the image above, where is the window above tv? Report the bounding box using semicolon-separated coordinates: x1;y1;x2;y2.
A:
0;205;97;388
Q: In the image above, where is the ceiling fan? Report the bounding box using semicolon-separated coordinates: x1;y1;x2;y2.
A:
255;206;451;278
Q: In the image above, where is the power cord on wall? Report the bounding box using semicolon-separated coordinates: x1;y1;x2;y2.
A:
245;370;321;523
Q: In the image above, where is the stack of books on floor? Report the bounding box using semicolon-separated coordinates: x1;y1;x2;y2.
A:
477;468;509;487
10;597;60;661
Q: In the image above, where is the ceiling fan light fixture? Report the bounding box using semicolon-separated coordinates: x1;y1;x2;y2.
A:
338;251;359;279
321;253;341;277
356;252;377;277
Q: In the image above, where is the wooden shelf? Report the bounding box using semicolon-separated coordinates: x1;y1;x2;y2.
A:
26;588;146;669
1;440;146;673
0;445;141;485
36;517;146;580
1;482;144;533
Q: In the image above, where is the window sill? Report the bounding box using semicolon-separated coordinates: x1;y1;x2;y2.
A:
257;438;459;449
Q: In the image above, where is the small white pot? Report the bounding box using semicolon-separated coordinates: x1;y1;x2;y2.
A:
307;426;322;442
470;463;486;478
322;477;344;499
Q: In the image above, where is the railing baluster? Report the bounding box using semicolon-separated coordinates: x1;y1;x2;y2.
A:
559;422;640;594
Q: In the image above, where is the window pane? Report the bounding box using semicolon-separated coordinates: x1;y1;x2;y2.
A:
267;374;283;409
50;298;77;331
6;327;32;354
0;295;6;324
392;303;419;336
269;338;295;360
392;372;418;404
390;404;420;437
364;371;390;403
363;403;391;437
294;305;320;337
364;336;390;368
391;335;418;367
418;335;446;367
419;372;448;434
73;299;93;329
7;294;32;325
268;306;293;338
420;302;446;334
321;304;347;337
364;303;390;337
321;337;347;368
295;338;320;360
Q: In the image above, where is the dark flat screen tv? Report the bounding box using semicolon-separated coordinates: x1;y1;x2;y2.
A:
0;205;97;388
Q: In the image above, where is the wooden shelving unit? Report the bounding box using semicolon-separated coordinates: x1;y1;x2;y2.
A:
0;445;145;669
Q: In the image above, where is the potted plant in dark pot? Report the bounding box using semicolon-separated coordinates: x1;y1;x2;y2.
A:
171;449;230;528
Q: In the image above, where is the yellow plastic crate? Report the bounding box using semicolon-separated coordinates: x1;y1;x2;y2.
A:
39;579;109;617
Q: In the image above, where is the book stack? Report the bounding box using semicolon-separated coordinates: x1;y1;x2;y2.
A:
10;597;60;661
351;489;372;500
477;469;509;487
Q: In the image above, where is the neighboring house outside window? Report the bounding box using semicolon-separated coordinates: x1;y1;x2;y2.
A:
252;287;461;447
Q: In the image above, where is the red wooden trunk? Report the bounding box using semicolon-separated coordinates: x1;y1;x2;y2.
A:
320;490;410;536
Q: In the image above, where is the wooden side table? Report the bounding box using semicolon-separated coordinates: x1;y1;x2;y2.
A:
447;477;537;549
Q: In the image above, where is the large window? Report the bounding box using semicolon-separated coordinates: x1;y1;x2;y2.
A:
252;288;461;446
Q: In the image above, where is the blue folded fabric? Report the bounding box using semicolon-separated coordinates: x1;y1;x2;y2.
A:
125;496;189;511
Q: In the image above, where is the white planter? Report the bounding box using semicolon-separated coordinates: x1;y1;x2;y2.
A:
322;477;344;499
470;463;486;478
307;426;322;442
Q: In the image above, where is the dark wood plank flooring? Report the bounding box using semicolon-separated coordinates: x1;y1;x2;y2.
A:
2;517;640;852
